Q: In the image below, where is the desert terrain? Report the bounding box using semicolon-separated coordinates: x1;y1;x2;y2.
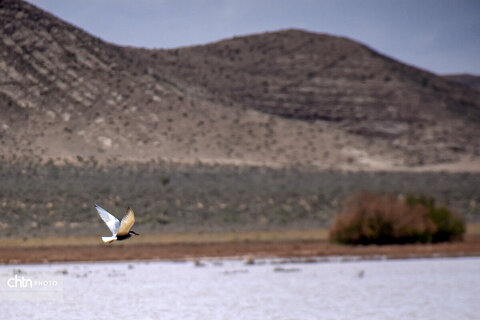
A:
0;1;479;261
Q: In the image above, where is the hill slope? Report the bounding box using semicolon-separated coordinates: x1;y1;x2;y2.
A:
444;74;480;92
1;0;479;169
146;30;480;166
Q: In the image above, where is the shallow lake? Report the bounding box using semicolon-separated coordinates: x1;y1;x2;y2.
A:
1;257;479;319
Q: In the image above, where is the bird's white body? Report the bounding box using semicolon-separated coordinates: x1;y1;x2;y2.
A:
101;235;118;243
95;204;137;243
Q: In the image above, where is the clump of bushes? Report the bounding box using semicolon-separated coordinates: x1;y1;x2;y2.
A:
329;192;465;245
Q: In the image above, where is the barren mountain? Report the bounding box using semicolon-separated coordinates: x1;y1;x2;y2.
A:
1;0;480;170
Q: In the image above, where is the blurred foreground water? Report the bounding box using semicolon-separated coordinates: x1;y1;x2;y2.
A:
1;257;479;319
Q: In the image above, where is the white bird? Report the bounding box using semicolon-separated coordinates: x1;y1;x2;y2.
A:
95;204;139;243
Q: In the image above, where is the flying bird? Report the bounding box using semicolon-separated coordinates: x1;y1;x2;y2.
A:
95;204;139;243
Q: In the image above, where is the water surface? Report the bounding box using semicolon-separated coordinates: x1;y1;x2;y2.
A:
1;257;479;319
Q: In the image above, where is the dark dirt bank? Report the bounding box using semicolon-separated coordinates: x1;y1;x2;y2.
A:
1;236;479;264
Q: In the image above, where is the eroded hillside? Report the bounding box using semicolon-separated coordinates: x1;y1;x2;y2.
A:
1;0;480;170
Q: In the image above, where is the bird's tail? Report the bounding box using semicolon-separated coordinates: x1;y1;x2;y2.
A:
102;236;117;243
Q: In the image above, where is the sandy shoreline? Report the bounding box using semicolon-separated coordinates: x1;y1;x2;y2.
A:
1;235;480;264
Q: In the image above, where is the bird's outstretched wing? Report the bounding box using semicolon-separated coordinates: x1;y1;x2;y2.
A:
95;204;120;236
117;206;135;236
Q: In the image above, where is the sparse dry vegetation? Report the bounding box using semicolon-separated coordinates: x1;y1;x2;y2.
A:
0;160;479;239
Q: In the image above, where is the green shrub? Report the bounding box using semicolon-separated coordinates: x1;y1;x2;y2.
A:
405;194;465;242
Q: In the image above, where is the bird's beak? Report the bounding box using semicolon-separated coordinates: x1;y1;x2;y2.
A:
130;231;140;235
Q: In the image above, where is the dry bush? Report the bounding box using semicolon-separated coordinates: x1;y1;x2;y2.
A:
329;192;437;244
